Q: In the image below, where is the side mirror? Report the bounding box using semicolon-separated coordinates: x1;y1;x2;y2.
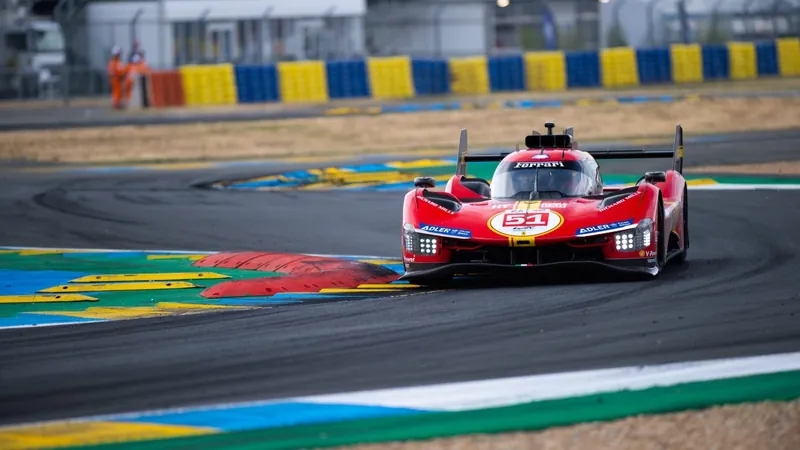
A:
644;171;667;183
414;176;435;188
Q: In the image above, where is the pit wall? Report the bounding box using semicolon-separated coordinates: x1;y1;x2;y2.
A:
142;38;800;108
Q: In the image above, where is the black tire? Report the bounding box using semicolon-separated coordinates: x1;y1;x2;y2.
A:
673;186;689;264
657;197;666;270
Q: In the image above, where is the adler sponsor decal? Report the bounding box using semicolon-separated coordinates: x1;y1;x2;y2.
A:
419;224;472;238
513;161;565;169
576;218;635;236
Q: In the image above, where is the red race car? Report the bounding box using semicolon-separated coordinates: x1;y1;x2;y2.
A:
400;121;689;284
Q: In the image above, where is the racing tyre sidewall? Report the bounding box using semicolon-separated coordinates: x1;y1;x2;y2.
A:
657;197;666;268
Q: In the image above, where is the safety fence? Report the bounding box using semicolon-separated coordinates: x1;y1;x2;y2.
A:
139;38;800;108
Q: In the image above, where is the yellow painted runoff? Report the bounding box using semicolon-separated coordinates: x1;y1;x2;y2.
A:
0;420;216;450
357;259;405;265
69;272;229;283
357;283;421;289
146;254;209;261
318;288;401;293
0;294;98;304
39;281;199;293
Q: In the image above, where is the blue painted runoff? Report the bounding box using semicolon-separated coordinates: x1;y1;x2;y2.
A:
127;401;426;432
0;269;89;295
0;313;106;328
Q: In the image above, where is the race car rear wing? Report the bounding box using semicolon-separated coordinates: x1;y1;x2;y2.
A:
455;129;511;176
455;125;685;176
588;124;684;174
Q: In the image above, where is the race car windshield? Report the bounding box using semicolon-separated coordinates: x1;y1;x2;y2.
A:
490;161;595;199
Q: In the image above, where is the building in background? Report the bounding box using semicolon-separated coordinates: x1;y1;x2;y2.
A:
73;0;365;72
603;0;800;50
365;0;601;58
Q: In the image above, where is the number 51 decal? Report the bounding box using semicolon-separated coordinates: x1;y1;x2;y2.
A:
502;212;549;227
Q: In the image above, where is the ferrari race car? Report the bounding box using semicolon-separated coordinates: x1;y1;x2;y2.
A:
400;121;689;284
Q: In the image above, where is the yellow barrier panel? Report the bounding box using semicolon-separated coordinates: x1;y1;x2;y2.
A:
600;47;640;87
524;51;566;91
670;44;703;84
367;56;415;99
277;61;329;103
449;56;489;95
777;37;800;76
179;64;237;106
728;42;757;80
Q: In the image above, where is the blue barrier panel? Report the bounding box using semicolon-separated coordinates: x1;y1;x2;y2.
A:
636;47;671;84
756;40;779;76
412;58;450;95
701;44;730;79
488;54;525;92
234;65;256;103
565;50;600;88
326;59;370;99
234;64;279;103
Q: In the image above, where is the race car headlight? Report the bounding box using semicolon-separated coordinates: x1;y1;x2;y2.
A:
403;229;440;255
614;218;653;252
418;236;439;255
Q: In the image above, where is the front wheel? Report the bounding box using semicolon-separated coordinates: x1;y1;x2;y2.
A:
656;198;667;271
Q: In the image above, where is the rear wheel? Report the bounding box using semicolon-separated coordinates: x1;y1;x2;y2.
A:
673;187;689;265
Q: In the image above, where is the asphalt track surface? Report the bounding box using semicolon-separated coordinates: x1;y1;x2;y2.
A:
1;131;800;426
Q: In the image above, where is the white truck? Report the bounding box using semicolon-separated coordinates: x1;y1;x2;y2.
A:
1;17;66;99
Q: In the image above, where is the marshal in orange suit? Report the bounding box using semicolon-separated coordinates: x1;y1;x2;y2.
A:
107;46;129;109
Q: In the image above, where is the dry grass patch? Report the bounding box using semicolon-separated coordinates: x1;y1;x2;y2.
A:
338;399;800;450
2;97;800;164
